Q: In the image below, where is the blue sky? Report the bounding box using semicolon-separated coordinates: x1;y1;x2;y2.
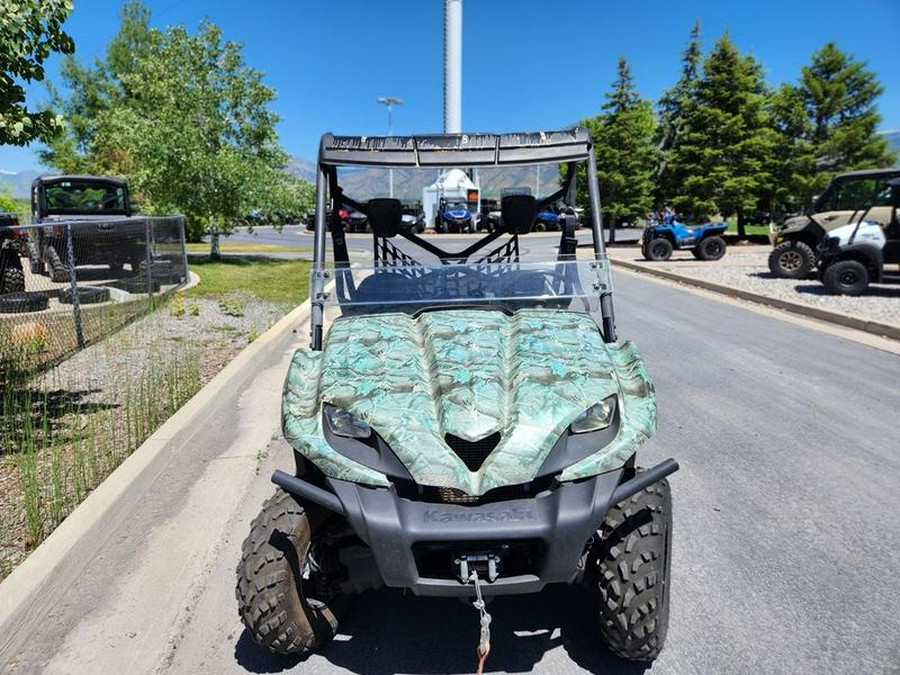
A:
2;0;898;173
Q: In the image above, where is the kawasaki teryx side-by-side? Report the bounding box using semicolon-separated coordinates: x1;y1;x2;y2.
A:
236;127;679;666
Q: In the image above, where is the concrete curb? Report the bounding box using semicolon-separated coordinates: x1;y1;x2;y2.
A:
611;258;900;342
0;296;311;629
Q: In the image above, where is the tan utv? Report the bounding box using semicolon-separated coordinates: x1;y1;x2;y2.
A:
768;168;900;278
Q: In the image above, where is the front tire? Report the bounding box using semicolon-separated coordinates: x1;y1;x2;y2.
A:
696;235;726;261
46;245;69;283
594;472;672;661
768;241;814;279
236;489;345;655
644;237;673;261
0;251;25;294
822;259;869;296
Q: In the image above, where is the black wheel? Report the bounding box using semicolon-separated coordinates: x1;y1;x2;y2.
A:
533;221;547;232
46;245;69;282
644;237;673;261
113;276;161;293
129;254;145;273
822;259;869;296
594;471;672;662
58;286;110;305
768;241;814;279
696;235;726;261
27;240;43;274
0;251;25;294
0;292;49;314
236;489;347;655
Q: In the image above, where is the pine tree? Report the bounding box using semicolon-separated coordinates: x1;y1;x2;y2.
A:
773;42;893;206
655;20;701;203
595;58;657;238
563;58;656;242
667;33;776;235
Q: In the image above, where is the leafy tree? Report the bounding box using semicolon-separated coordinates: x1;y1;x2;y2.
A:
562;58;656;241
655;20;702;202
772;42;893;207
0;187;19;213
102;21;303;256
0;0;75;145
40;2;311;256
667;33;776;235
40;0;151;175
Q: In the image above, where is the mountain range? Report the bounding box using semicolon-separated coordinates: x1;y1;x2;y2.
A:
4;130;898;202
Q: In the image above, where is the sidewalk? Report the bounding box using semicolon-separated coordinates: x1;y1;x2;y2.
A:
606;243;900;341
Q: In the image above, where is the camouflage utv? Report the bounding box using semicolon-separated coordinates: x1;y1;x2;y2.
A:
236;127;679;665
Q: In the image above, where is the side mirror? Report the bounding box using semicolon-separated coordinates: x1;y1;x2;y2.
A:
367;198;402;237
501;194;536;235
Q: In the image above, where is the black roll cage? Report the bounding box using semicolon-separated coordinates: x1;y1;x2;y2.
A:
310;126;616;349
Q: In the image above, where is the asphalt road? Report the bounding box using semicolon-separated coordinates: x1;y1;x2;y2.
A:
160;272;900;675
224;224;642;253
3;251;899;674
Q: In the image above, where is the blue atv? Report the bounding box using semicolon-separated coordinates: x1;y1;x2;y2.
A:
641;217;728;261
435;198;473;233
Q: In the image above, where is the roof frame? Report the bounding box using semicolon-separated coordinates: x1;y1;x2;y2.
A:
318;127;592;168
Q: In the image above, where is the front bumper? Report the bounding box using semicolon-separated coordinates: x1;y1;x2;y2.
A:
273;458;678;597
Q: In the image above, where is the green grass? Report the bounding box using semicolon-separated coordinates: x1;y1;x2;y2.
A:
185;242;311;253
185;256;311;305
725;223;770;236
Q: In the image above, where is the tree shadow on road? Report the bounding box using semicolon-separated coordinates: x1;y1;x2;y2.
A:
234;585;651;674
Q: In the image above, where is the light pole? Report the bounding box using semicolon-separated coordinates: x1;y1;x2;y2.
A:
377;96;403;198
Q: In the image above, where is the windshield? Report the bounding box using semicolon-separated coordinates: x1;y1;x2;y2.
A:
319;259;606;321
817;175;898;212
446;202;467;211
43;181;128;214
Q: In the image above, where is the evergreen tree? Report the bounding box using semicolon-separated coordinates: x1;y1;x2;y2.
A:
667;33;776;235
562;58;656;242
773;42;893;206
596;58;657;238
655;20;701;203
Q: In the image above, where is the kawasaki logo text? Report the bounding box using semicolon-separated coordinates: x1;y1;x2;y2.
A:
424;508;535;523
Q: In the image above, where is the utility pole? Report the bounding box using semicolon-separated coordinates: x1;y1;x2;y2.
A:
377;96;403;198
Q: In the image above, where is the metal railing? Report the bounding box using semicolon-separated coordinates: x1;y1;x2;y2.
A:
0;216;188;381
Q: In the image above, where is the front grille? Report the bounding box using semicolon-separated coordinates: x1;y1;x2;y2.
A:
445;432;501;472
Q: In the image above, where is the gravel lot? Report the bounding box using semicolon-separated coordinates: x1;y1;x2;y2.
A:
607;243;900;330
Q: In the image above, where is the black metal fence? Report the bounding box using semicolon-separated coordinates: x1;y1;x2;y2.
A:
0;216;188;381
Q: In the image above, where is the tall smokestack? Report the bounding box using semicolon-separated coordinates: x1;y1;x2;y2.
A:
444;0;462;133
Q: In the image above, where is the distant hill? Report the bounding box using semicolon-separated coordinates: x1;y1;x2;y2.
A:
882;130;900;161
285;158;561;202
286;156;317;183
0;170;40;199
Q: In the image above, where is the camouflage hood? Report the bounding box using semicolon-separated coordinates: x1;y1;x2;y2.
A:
282;309;656;495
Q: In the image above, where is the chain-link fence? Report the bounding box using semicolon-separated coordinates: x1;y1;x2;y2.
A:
0;216;188;381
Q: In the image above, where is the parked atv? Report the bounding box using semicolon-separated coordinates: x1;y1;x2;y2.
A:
435;198;473;233
816;177;900;296
768;168;900;278
641;217;728;261
236;127;679;668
